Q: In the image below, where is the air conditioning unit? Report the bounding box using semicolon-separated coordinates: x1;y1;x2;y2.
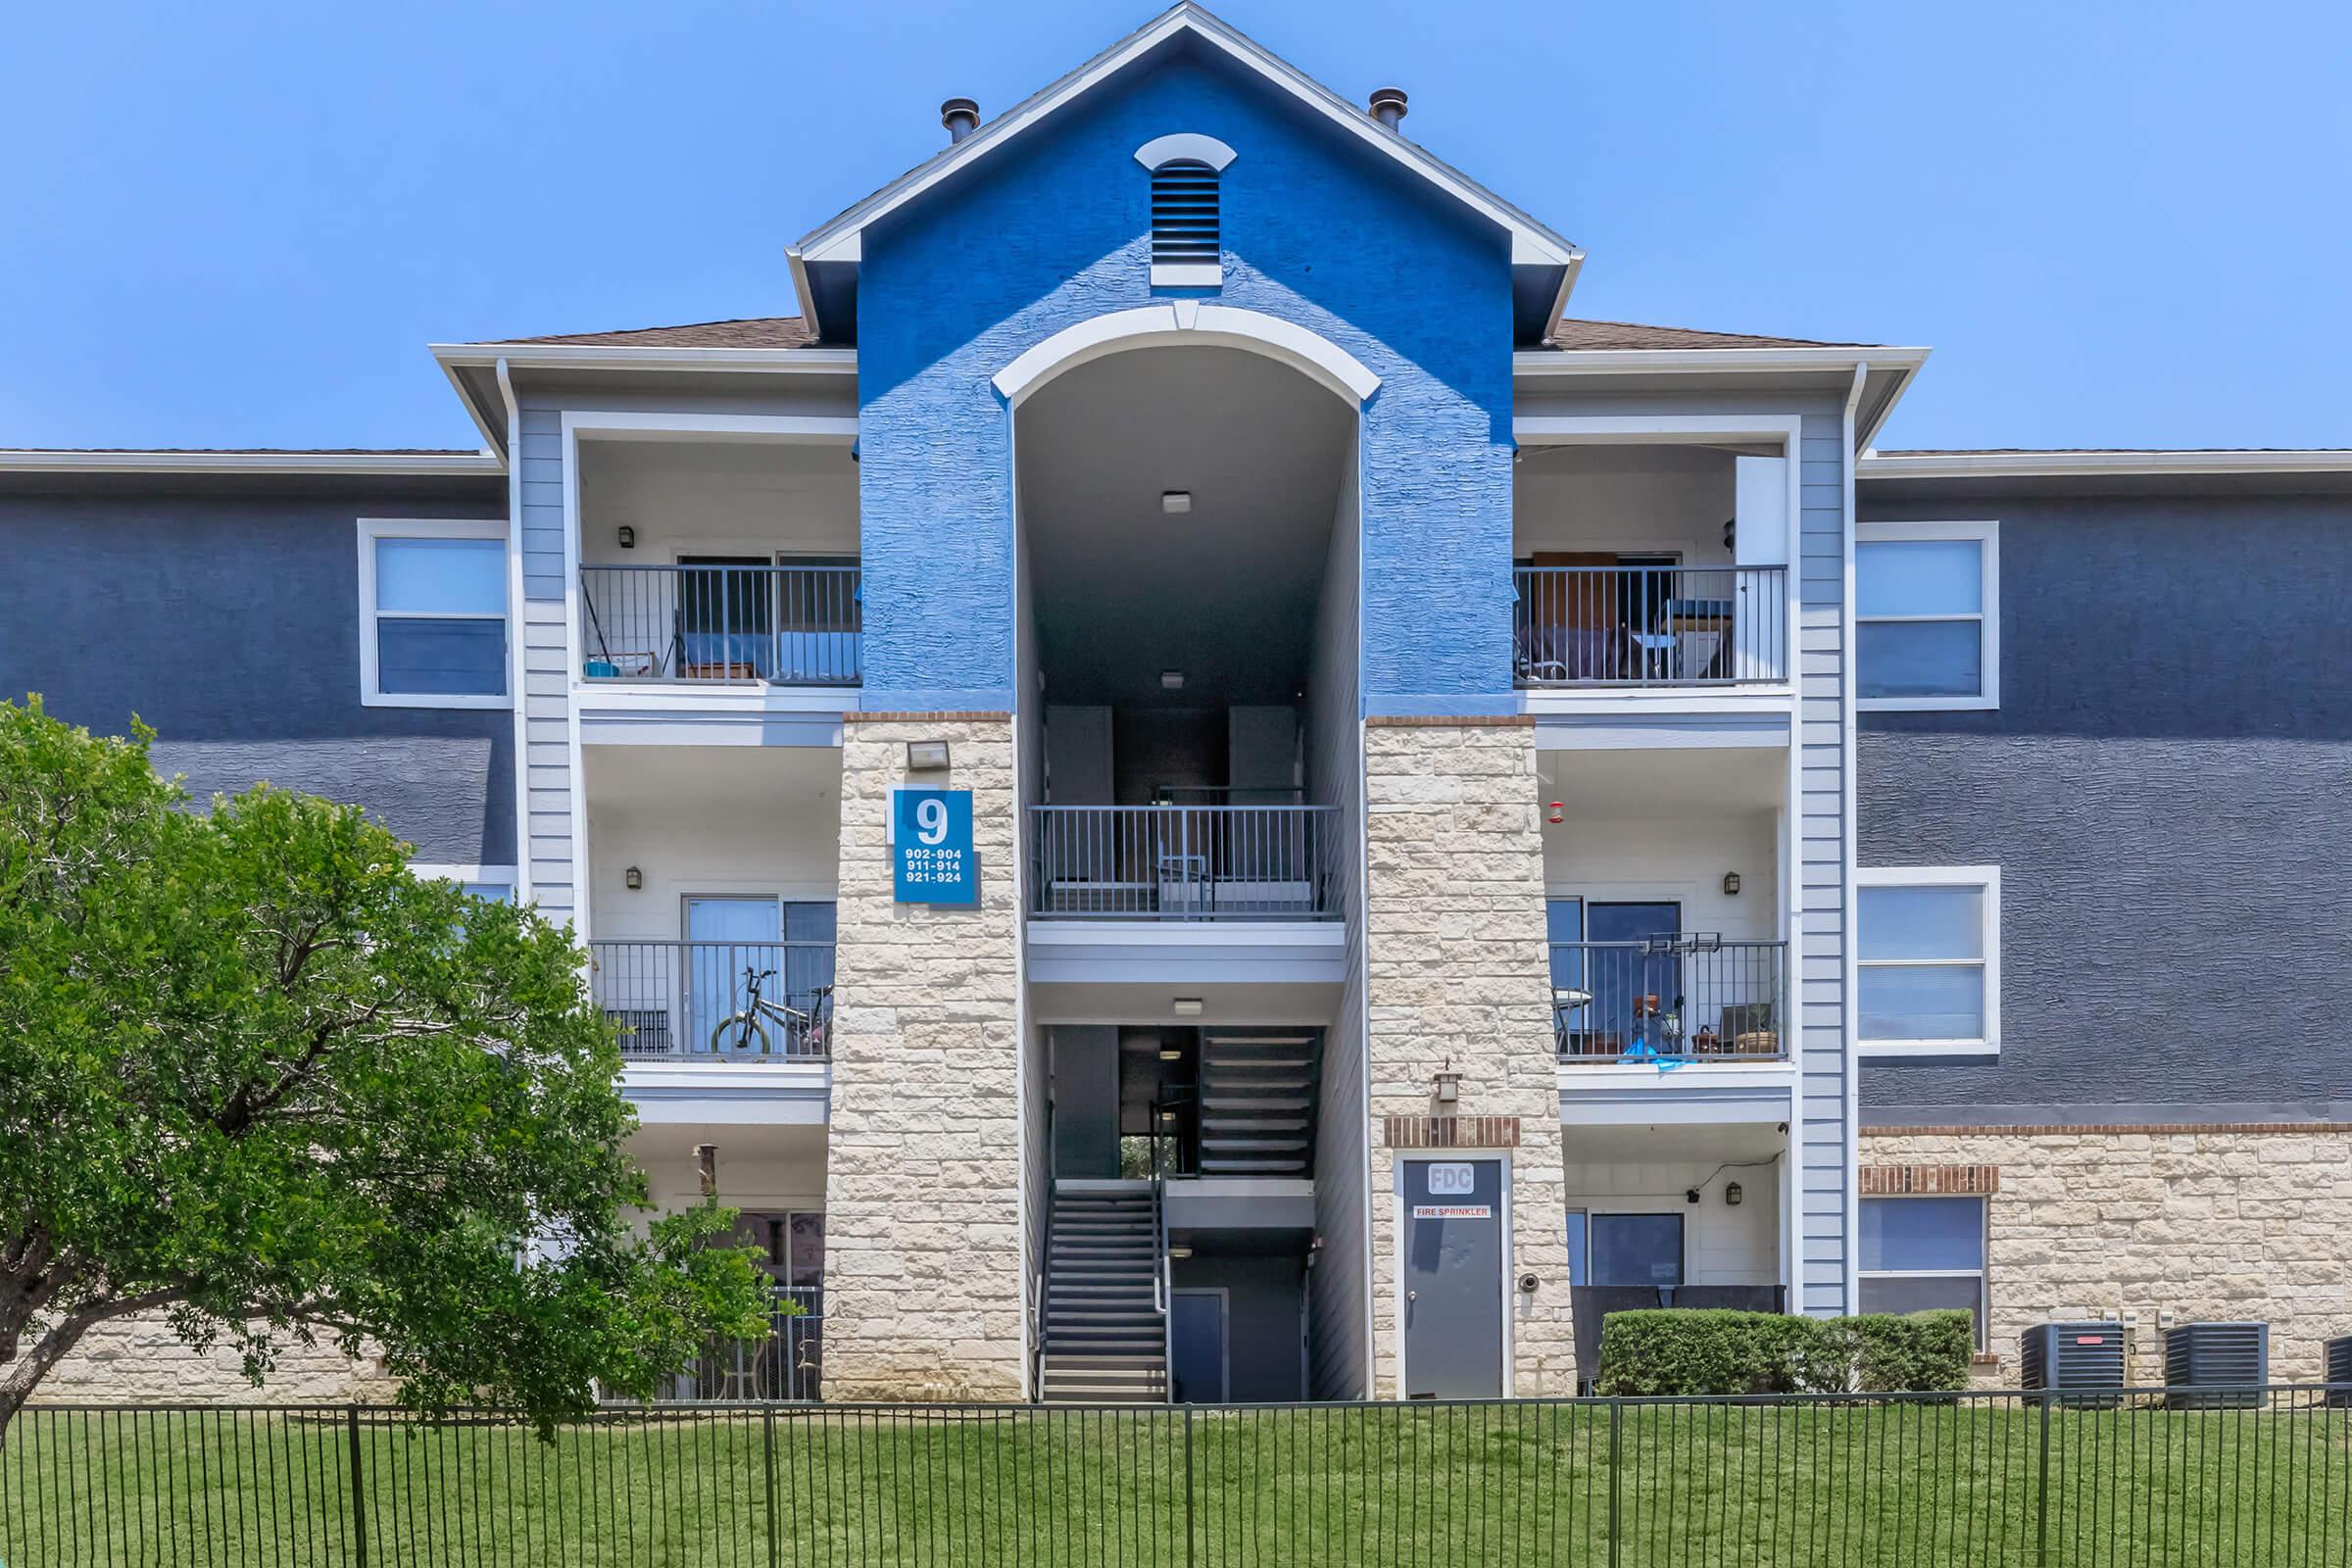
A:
2325;1335;2352;1409
2162;1322;2269;1409
2020;1322;2128;1407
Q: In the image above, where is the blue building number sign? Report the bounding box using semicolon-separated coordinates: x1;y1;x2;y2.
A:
893;788;977;905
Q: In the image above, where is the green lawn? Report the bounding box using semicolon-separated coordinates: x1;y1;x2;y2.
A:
3;1398;2348;1566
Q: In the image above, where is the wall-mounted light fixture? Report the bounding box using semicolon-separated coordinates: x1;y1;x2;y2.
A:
1161;491;1193;514
1432;1068;1461;1104
906;740;952;771
1172;998;1204;1017
616;525;636;550
1722;871;1742;897
1726;1182;1744;1206
1158;1046;1183;1061
1160;669;1185;690
1167;1245;1194;1259
623;865;643;891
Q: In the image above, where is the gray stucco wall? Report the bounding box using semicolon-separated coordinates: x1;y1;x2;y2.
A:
1857;490;2352;1124
0;488;514;866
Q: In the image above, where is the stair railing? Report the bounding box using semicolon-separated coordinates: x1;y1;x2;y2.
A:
1030;1099;1054;1404
1150;1101;1173;1403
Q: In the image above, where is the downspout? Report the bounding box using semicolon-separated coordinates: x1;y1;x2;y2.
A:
1838;362;1868;1319
496;357;532;905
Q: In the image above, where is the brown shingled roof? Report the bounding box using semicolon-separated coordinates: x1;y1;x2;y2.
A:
1544;318;1874;352
477;313;1867;354
483;316;819;349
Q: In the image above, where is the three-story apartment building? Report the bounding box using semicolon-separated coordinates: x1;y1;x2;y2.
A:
5;5;2347;1403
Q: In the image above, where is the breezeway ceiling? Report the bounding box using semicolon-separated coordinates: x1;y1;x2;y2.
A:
1018;346;1352;706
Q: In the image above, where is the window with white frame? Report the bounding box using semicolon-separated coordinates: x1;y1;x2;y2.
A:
1855;520;1998;709
1859;1195;1988;1349
411;864;518;904
1857;867;2000;1055
358;518;510;706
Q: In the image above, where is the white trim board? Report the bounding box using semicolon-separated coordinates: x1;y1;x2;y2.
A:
1861;449;2352;480
993;303;1380;408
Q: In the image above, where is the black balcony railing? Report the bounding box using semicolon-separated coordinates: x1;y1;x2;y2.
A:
578;563;861;684
587;939;834;1059
1551;936;1788;1063
1514;564;1787;687
1029;804;1340;919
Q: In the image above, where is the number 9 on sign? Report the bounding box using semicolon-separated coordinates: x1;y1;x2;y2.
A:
915;795;949;846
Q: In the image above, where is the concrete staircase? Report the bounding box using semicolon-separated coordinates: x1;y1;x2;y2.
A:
1197;1031;1316;1177
1038;1184;1166;1403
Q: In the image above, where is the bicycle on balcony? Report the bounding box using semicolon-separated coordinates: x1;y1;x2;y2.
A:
709;967;832;1056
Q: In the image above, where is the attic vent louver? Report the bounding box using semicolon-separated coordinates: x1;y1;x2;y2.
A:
1150;160;1221;286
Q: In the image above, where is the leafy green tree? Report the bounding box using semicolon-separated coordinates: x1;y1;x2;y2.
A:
0;699;767;1440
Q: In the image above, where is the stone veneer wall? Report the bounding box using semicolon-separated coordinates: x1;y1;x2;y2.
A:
1863;1125;2352;1385
34;1320;391;1404
821;714;1026;1400
1361;717;1576;1396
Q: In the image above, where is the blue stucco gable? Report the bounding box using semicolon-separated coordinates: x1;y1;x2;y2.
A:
855;44;1518;714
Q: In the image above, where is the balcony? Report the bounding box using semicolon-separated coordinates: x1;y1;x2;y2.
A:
578;563;860;686
1551;937;1788;1064
1030;804;1340;920
1513;564;1786;689
588;939;835;1059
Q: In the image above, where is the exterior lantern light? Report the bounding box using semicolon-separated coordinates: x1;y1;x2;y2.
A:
616;524;636;549
624;865;643;891
906;740;952;771
1723;871;1741;897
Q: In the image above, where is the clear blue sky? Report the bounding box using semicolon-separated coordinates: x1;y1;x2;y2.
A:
4;0;2346;452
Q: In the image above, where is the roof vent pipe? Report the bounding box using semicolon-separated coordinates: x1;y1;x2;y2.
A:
940;97;980;144
1368;87;1407;130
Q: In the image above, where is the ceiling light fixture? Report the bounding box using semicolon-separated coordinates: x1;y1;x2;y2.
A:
1160;669;1185;690
1161;491;1193;514
1172;998;1204;1017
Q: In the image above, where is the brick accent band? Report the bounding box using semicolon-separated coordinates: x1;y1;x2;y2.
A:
1861;1163;2000;1196
1364;713;1536;728
1862;1122;2352;1137
844;710;1013;723
1384;1114;1522;1149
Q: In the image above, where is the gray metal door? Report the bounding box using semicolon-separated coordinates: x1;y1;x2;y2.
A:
1168;1290;1228;1402
1401;1158;1504;1398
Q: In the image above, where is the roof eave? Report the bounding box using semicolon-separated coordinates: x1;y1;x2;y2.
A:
0;450;503;477
1515;345;1931;375
430;343;859;372
1859;449;2352;480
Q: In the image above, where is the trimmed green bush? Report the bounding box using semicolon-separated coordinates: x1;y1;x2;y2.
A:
1847;1308;1973;1393
1592;1308;1972;1396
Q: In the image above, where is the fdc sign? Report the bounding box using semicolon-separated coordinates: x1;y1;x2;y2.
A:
893;788;977;905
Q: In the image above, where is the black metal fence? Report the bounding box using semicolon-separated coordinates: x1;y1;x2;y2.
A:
5;1389;2348;1566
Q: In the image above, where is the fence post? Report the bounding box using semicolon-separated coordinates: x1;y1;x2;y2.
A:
1183;1404;1197;1568
762;1405;780;1568
2034;1394;2051;1568
1607;1400;1623;1568
344;1404;368;1568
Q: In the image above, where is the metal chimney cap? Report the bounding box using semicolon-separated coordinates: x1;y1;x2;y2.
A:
1368;86;1408;128
940;97;981;142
